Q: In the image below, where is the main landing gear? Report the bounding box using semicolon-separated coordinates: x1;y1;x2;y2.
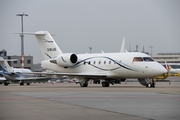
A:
102;82;110;87
4;81;10;86
80;80;88;87
19;81;30;86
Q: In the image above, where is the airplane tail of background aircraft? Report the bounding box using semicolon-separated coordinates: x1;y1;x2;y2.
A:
0;55;13;73
164;61;172;71
163;61;180;76
0;56;13;85
34;31;63;60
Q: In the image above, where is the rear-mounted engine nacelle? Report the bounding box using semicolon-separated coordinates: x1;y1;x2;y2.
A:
50;53;78;67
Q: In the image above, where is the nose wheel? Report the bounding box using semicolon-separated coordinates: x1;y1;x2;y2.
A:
147;83;155;88
138;78;155;88
146;79;155;88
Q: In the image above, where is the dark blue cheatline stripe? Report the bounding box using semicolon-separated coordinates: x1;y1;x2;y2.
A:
69;56;142;72
90;64;121;71
0;65;8;72
44;53;52;59
43;39;53;43
61;57;67;63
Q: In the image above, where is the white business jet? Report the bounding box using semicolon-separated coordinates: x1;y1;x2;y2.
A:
24;31;167;87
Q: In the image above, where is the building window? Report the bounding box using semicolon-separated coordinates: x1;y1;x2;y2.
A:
13;61;17;64
27;60;31;64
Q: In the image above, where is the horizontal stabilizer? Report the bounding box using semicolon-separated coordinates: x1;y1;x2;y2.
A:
12;32;54;36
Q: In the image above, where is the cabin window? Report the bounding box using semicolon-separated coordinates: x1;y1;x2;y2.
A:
94;61;96;64
109;61;111;64
133;57;143;62
104;61;106;64
143;57;154;62
99;61;101;64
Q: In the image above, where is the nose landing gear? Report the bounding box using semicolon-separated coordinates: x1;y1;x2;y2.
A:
138;78;155;88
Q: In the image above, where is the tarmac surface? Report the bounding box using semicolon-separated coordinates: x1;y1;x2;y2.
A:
0;81;180;120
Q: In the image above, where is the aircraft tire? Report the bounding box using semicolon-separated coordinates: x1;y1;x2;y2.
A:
147;84;151;88
80;82;88;87
102;82;110;87
20;82;24;86
4;82;8;86
146;83;155;88
151;83;155;88
102;82;106;87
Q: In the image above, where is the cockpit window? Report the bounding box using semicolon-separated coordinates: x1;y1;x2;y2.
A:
133;57;143;62
133;57;154;62
143;57;154;61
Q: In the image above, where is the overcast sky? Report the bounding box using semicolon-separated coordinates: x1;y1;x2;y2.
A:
0;0;180;63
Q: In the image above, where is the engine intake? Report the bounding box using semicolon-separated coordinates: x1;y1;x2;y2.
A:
50;53;78;67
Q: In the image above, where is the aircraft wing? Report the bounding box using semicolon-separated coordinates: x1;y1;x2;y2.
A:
23;72;107;78
13;77;48;81
0;77;6;81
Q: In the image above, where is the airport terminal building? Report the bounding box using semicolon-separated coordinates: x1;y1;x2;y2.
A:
152;53;180;68
0;49;34;70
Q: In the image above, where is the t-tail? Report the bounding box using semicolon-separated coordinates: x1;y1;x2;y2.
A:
0;56;13;73
34;31;62;60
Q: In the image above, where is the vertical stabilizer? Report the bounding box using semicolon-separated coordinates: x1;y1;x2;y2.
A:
164;61;171;71
35;31;62;60
120;37;125;52
0;56;13;72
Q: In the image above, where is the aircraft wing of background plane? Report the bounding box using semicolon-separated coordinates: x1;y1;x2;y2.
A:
2;72;48;81
0;77;6;81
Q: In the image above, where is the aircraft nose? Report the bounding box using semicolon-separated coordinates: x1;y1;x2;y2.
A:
156;65;168;75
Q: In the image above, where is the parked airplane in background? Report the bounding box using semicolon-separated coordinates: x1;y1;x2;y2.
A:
155;61;180;79
163;61;180;74
0;56;47;86
23;31;167;88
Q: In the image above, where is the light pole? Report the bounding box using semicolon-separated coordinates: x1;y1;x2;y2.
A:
89;47;92;53
149;46;154;56
16;12;28;68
